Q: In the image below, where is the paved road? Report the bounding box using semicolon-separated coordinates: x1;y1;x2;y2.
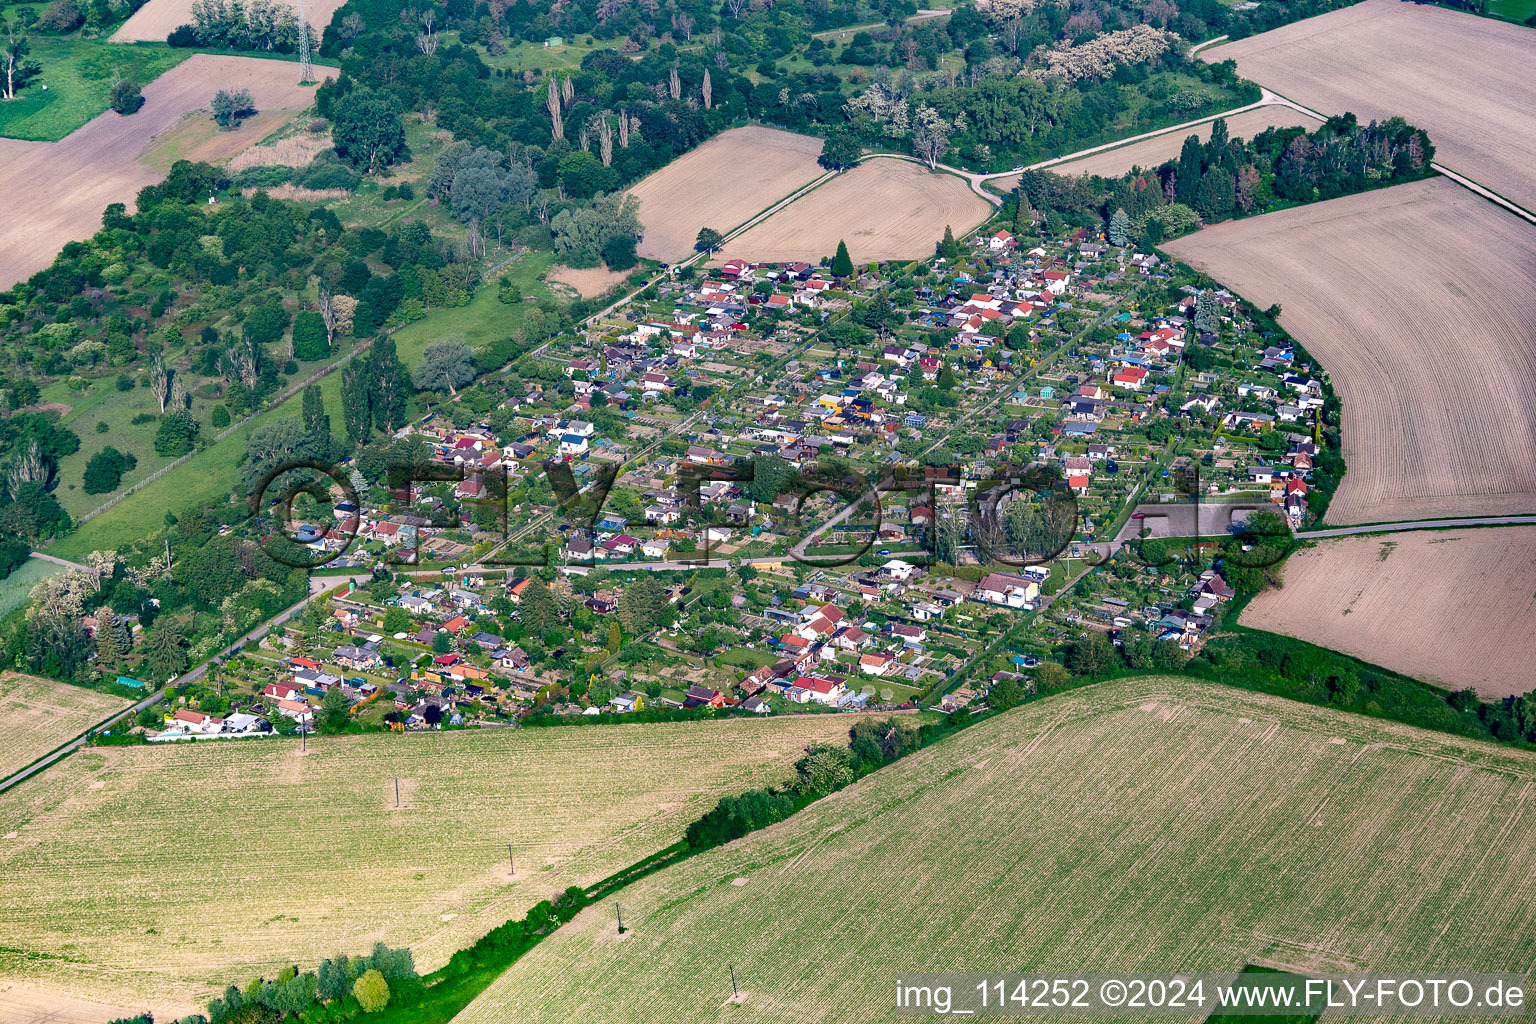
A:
28;551;100;575
0;585;329;796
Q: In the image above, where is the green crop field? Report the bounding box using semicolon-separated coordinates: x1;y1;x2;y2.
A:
0;673;128;779
0;713;859;1015
457;677;1536;1024
0;38;187;142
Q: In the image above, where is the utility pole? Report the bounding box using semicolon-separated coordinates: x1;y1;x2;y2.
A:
729;964;738;1000
295;0;314;84
394;777;399;807
616;903;624;934
508;843;515;875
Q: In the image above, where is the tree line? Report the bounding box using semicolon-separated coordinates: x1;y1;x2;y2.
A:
1016;113;1434;247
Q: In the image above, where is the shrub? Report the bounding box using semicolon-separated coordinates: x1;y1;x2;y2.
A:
109;79;143;116
233;165;294;189
167;23;198;45
210;404;230;428
153;410;200;456
36;0;84;33
291;311;328;361
82;447;137;494
211;88;256;130
353;969;390;1012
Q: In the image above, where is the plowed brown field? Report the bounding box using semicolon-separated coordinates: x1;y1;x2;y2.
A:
113;0;347;42
0;55;329;289
1203;0;1536;212
1164;177;1536;525
717;157;991;265
1242;527;1536;698
627;126;827;261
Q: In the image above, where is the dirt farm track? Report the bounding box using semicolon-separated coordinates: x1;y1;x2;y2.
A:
1053;104;1320;179
1242;527;1536;699
1204;0;1536;214
1165;177;1536;526
0;55;330;290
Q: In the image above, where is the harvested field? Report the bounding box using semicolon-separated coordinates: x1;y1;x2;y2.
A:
718;158;991;265
113;0;347;42
0;985;134;1024
1243;527;1536;698
0;674;128;780
460;677;1536;1024
547;264;630;299
0;55;330;290
1055;105;1320;178
0;715;861;1014
627;126;827;261
1164;177;1536;524
1203;0;1536;212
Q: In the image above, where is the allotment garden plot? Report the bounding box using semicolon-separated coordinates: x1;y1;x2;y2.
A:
1243;527;1536;699
626;126;828;261
0;715;857;1014
718;157;992;266
1203;0;1536;213
1165;177;1536;525
458;677;1536;1024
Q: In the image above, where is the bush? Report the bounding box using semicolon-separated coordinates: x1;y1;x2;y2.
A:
299;151;361;191
601;233;638;271
36;0;84;32
233;165;294;189
83;447;137;494
353;969;390;1012
166;23;198;45
291;311;328;361
153;410;200;456
115;374;135;391
211;88;256;130
210;404;230;428
109;79;143;116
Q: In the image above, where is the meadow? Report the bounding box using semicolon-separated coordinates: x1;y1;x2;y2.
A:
0;38;186;142
1242;527;1536;699
50;250;555;559
1165;177;1536;525
0;673;128;779
458;676;1536;1023
0;714;862;1014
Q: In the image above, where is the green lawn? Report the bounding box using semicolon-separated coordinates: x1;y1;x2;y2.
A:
0;37;188;141
0;558;66;617
716;647;776;670
456;33;608;73
1488;0;1536;20
52;251;557;559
